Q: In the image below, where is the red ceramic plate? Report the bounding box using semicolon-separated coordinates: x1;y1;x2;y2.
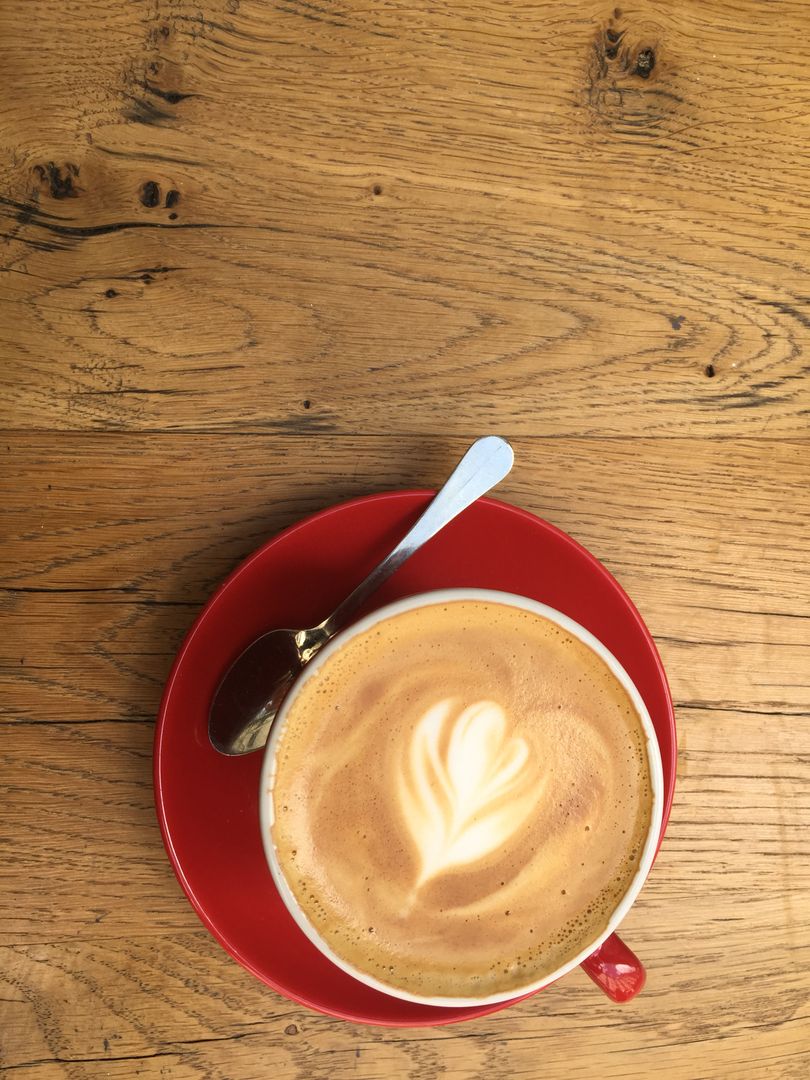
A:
154;493;676;1027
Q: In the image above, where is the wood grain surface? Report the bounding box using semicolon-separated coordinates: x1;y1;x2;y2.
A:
1;1;808;1078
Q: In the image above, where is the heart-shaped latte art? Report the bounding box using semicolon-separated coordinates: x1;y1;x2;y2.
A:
398;698;541;889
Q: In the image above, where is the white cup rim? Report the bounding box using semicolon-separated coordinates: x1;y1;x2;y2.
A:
259;587;665;1007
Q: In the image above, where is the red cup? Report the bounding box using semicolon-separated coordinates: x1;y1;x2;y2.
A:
260;588;666;1008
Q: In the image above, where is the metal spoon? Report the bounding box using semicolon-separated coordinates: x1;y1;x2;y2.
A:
208;436;514;755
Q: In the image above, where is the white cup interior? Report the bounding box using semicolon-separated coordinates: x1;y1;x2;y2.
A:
259;588;665;1007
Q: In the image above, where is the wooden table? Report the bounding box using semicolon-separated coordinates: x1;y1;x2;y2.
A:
2;2;808;1076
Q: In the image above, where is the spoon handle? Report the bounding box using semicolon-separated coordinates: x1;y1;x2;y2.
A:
320;436;514;638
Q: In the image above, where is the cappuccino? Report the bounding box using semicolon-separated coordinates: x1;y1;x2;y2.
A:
268;599;653;999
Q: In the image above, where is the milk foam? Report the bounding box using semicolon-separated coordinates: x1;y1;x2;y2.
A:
399;699;541;890
270;600;653;999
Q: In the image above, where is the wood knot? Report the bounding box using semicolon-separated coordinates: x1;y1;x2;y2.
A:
33;162;80;200
586;10;667;132
140;182;181;214
140;181;161;208
635;48;656;79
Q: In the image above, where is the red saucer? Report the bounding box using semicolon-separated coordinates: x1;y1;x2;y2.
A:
154;493;676;1027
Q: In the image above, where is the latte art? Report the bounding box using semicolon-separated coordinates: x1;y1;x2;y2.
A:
400;699;540;889
269;599;653;1000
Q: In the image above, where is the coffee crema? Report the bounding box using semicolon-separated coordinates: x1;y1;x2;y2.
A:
269;600;653;999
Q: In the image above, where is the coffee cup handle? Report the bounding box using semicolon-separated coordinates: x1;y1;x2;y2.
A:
579;933;646;1002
